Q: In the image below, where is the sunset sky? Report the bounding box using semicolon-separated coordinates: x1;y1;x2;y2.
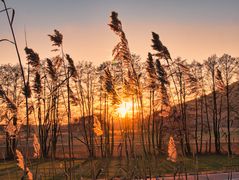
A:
0;0;239;65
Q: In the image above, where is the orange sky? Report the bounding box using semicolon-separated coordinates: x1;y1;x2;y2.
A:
0;1;239;65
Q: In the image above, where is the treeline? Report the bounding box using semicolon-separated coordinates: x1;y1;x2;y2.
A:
1;7;239;164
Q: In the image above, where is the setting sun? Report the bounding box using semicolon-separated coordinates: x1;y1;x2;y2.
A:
117;101;132;117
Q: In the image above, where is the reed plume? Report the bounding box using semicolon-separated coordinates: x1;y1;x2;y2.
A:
93;117;103;136
151;32;171;60
46;58;57;81
22;81;31;98
167;136;177;163
48;29;63;47
16;149;33;179
109;11;122;35
146;53;156;80
155;59;170;109
145;51;158;125
16;149;24;170
33;134;40;158
66;54;78;79
104;67;121;105
155;59;168;85
24;47;40;69
33;72;42;95
52;55;64;69
109;11;131;65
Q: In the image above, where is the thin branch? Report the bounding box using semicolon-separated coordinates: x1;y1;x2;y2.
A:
0;38;15;44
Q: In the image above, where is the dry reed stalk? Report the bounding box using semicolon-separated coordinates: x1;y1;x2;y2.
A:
167;136;177;163
16;149;33;179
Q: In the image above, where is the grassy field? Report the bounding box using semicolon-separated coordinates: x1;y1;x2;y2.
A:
0;155;239;179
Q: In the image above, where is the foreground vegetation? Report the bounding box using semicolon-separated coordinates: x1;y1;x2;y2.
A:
0;155;239;179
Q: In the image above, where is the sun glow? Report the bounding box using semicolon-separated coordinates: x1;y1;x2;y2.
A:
117;101;132;117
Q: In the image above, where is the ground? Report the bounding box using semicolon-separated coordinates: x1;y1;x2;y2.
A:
0;154;239;179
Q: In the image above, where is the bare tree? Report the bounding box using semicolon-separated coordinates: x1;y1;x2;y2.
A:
205;55;221;153
218;54;239;155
